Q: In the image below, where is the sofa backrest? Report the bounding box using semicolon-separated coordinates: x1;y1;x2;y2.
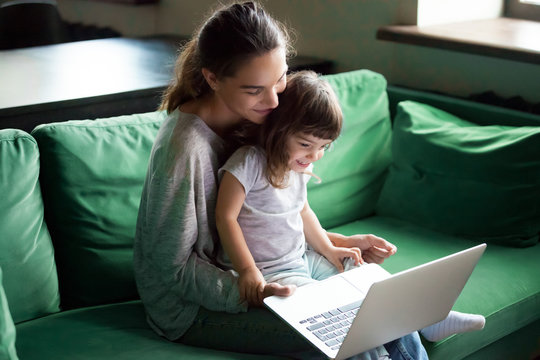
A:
309;70;392;228
31;112;165;309
0;129;60;322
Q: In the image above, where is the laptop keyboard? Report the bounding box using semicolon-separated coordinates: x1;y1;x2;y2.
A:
299;299;363;350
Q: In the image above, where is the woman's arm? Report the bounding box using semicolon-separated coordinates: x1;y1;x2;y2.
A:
327;232;397;264
301;201;362;272
215;171;266;305
134;168;247;335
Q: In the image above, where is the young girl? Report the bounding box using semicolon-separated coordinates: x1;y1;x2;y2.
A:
216;70;485;344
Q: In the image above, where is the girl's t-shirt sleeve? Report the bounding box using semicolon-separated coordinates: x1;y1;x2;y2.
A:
219;146;265;195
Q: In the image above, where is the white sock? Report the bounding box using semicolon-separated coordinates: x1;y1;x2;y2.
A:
420;311;485;342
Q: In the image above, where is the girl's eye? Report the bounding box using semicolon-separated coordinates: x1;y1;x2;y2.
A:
299;143;310;148
323;144;331;151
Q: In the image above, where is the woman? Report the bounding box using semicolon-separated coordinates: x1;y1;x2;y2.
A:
133;2;428;359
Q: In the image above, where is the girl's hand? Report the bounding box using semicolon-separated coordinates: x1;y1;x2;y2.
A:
238;266;266;305
324;246;364;273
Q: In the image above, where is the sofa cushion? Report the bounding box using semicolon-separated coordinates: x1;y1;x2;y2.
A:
15;301;286;360
0;129;60;323
330;215;540;360
387;85;540;128
0;267;18;360
376;101;540;247
32;112;166;309
309;70;392;228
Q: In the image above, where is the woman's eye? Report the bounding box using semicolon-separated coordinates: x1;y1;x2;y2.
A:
247;89;263;96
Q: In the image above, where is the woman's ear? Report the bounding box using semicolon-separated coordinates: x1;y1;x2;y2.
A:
202;68;219;91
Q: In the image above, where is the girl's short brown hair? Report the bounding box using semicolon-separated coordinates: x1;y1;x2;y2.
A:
260;70;343;188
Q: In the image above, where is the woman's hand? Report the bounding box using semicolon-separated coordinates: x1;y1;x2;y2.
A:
323;246;364;273
328;232;397;264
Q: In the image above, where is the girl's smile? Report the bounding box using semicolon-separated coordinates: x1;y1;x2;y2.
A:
287;133;332;173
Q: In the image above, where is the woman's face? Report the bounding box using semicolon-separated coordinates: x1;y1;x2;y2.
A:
212;47;288;125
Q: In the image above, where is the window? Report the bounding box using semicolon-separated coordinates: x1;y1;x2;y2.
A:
377;0;540;64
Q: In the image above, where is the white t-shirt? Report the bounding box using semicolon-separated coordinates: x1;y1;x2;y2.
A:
218;146;313;275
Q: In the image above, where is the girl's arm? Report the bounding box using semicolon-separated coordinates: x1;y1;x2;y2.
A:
301;201;363;272
215;171;266;305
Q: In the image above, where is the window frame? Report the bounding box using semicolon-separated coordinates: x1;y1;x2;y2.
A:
505;0;540;21
87;0;159;4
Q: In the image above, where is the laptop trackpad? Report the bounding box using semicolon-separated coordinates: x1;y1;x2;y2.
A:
264;264;391;322
265;275;365;321
340;264;392;293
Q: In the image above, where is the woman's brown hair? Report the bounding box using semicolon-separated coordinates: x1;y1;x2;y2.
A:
260;70;343;188
160;1;292;113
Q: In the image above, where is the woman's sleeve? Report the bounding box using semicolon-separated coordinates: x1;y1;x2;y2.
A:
135;150;247;315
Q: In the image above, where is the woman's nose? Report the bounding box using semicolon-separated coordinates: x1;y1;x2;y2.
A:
264;88;279;108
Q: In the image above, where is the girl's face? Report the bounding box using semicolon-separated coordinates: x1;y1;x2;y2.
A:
212;47;288;125
286;132;332;173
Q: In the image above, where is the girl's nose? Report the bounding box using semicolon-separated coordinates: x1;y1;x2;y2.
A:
308;149;323;161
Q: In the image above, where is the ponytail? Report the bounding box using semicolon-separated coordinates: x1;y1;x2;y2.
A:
160;39;210;113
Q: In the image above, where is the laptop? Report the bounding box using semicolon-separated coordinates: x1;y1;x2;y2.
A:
264;243;486;360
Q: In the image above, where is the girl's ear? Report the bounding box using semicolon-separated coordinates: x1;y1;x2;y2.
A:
202;68;219;91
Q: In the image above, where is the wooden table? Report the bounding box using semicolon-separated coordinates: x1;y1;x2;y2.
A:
0;36;182;132
0;36;333;132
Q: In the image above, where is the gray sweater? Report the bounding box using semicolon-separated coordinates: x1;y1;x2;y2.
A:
133;110;246;341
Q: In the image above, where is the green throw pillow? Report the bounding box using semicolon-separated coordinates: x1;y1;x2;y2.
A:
309;70;392;228
0;267;18;360
32;112;166;308
376;101;540;247
0;129;60;323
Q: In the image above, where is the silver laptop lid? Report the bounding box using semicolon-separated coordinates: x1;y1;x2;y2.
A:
335;243;486;360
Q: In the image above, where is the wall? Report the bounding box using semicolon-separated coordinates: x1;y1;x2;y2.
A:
57;0;157;36
56;0;540;103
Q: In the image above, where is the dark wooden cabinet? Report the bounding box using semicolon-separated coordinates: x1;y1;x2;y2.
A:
0;36;333;132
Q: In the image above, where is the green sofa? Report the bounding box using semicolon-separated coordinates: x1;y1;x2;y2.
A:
1;70;539;360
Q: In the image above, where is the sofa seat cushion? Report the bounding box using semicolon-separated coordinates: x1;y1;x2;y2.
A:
376;101;540;247
329;215;540;360
15;301;285;360
31;112;166;309
0;129;59;323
